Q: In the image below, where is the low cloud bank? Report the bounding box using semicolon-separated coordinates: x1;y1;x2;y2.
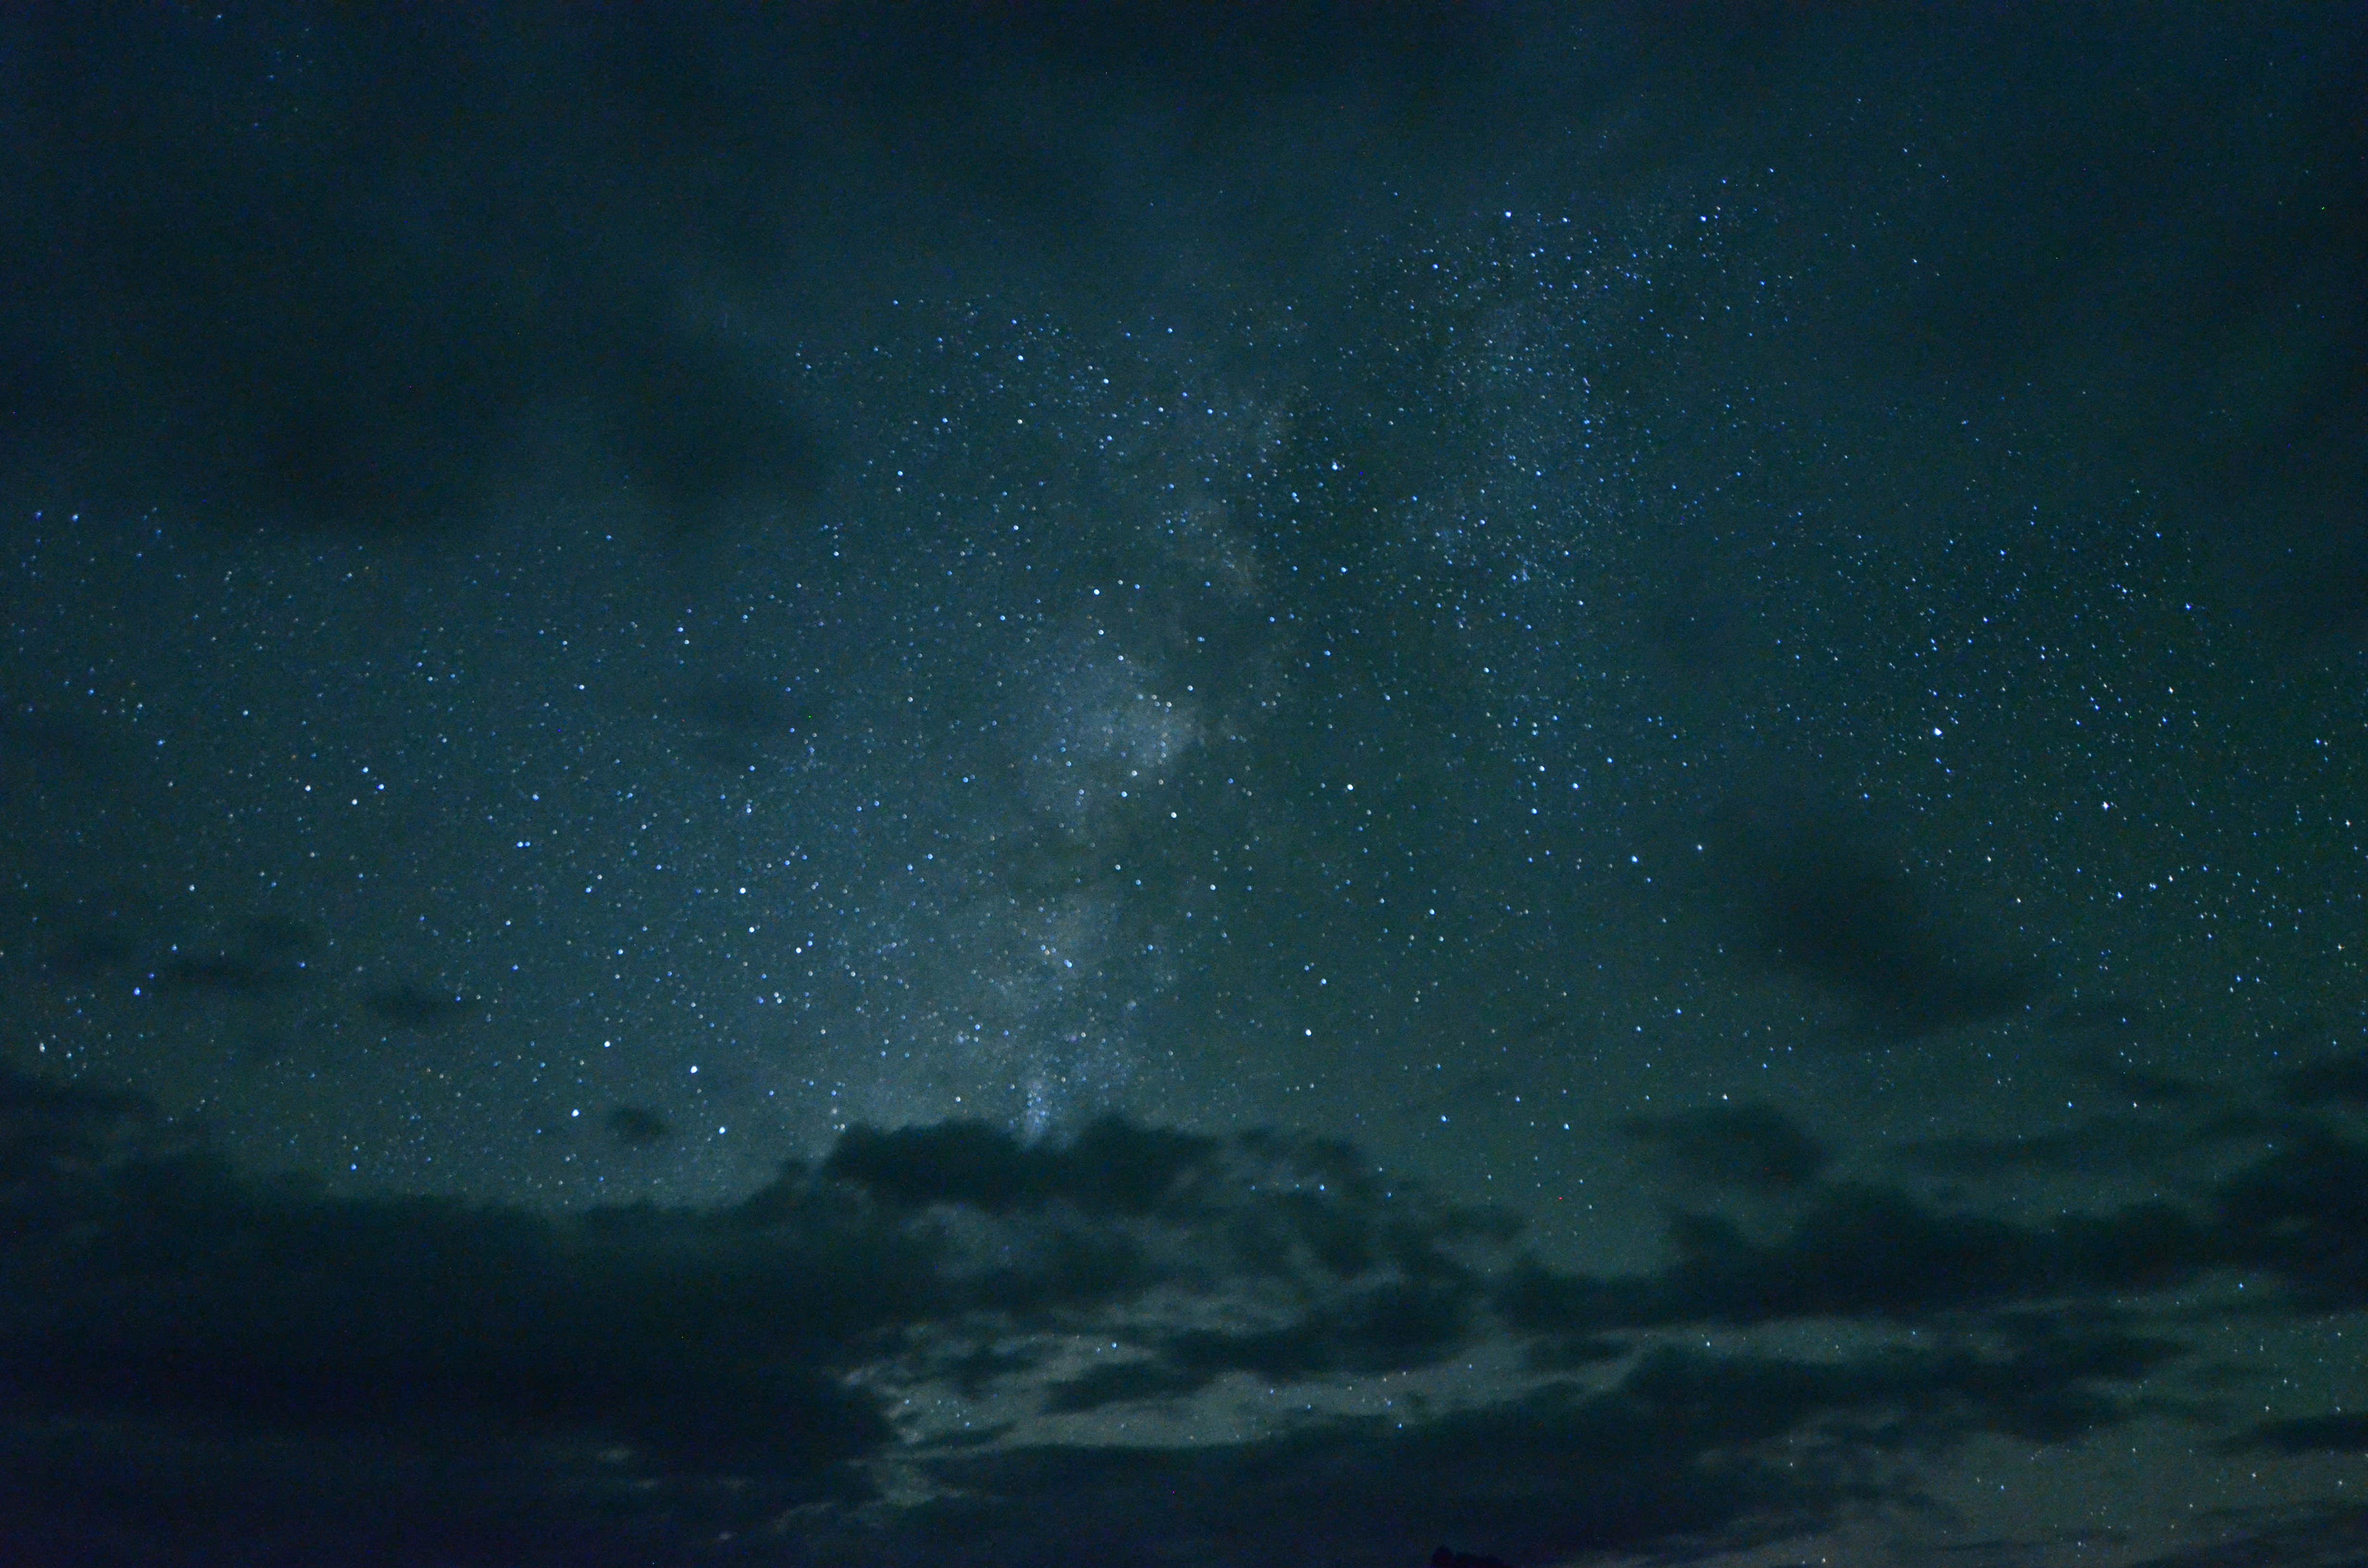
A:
5;1067;2365;1565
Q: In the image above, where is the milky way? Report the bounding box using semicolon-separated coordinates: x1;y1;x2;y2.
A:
3;9;2364;1563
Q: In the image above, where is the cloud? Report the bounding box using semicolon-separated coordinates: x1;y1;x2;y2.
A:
358;982;479;1031
2213;1127;2368;1307
2225;1412;2368;1455
868;1321;2184;1568
11;1161;896;1481
1;1072;1506;1508
5;12;834;547
604;1104;673;1148
8;1063;2367;1564
1895;1106;2283;1183
821;1115;1221;1217
2283;1047;2368;1108
1619;1101;1829;1193
1708;792;2037;1040
1497;1183;2213;1336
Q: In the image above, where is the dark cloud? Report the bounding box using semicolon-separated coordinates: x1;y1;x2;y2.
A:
2213;1128;2368;1306
0;1072;1517;1556
0;332;85;474
1640;561;1759;676
0;706;119;793
1;887;153;982
1620;1101;1829;1193
876;1323;2184;1568
1041;1356;1211;1414
657;674;818;770
0;1068;171;1183
2048;996;2212;1104
2259;545;2368;650
360;983;478;1031
3;11;837;548
1498;1122;2368;1340
2064;1047;2209;1107
237;915;325;957
8;1060;2368;1563
1709;792;2038;1040
35;918;140;978
1046;1273;1478;1414
151;952;313;1000
598;330;829;545
138;915;325;1001
0;2;1519;552
1898;1107;2284;1183
2226;1412;2368;1455
2122;1506;2368;1568
1498;1182;2216;1333
2283;1048;2368;1108
2046;994;2168;1048
12;1156;893;1474
822;1115;1224;1217
603;1104;672;1148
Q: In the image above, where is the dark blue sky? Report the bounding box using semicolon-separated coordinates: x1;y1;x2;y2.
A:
2;7;2364;1565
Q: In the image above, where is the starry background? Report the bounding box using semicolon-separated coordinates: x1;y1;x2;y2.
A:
2;6;2366;1566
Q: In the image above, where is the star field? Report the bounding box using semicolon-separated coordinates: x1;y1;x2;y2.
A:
1;7;2364;1565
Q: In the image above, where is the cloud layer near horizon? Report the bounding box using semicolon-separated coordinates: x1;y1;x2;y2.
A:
8;1064;2368;1565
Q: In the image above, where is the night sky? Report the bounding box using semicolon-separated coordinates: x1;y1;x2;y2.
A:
3;7;2366;1566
